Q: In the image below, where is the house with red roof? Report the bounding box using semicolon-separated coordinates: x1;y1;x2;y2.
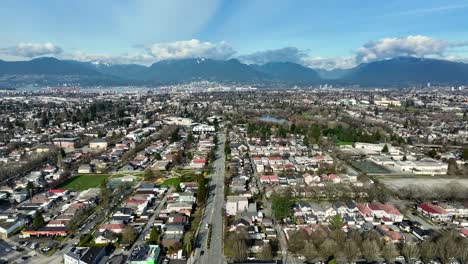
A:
459;228;468;238
356;203;374;222
190;158;206;169
417;203;450;221
259;175;271;184
98;223;126;234
376;225;404;243
366;202;403;223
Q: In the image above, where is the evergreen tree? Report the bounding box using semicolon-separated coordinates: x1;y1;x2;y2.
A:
381;144;389;153
100;180;111;207
148;227;160;245
329;214;344;230
33;210;45;230
196;175;207;204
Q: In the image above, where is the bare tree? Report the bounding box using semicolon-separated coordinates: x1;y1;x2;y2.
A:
382;243;399;264
303;242;318;262
361;239;381;262
226;231;248;262
402;243;420;264
260;244;273;260
436;232;461;264
288;231;307;254
458;240;468;264
341;239;360;263
319;238;338;261
420;240;437;264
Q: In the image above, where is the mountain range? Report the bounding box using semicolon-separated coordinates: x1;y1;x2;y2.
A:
1;56;468;88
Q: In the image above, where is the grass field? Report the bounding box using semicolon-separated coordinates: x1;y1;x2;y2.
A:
336;141;354;146
160;177;181;187
58;174;111;191
160;175;195;187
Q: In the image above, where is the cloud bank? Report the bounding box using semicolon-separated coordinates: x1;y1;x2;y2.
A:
1;36;467;70
238;47;307;65
238;35;468;69
0;42;63;58
355;35;448;63
146;39;236;61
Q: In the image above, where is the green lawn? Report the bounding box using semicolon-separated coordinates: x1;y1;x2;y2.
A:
336;141;354;146
160;177;181;187
58;174;111;191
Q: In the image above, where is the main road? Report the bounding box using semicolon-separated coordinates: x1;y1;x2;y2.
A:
191;132;226;264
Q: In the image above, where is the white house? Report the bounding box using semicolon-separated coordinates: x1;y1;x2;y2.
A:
226;196;249;216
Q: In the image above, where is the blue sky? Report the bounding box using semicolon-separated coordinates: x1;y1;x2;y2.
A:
1;0;467;69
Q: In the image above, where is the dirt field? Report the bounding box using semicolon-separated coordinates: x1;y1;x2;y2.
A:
379;176;468;190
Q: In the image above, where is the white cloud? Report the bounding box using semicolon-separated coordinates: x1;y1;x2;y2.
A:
146;39;236;61
238;47;307;64
302;57;356;70
65;51;155;65
237;36;468;70
60;39;236;65
355;35;449;63
2;36;467;70
0;42;63;58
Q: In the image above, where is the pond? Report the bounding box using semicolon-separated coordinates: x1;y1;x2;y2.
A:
257;115;287;124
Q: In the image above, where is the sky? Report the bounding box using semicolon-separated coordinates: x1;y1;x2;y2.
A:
0;0;468;69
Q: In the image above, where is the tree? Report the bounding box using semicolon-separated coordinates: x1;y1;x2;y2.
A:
183;232;193;255
154;153;162;160
26;181;34;199
420;240;437;264
402;243;420;264
382;243;399;263
32;210;45;230
148;227;160;245
361;239;381;262
271;193;292;220
458;240;468;264
171;129;180;143
260;244;273;260
329;214;344;230
144;169;155;181
462;148;468;160
100;180;110;207
428;149;437;158
224;145;231;155
341;239;360;263
329;229;345;244
226;231;248;262
319;238;338;261
436;232;461;264
196;175;207;204
288;231;307;254
381;144;389;153
122;226;137;244
310;125;321;142
303;242;318;262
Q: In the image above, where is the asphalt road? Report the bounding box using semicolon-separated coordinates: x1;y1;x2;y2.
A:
124;186;174;257
192;132;226;264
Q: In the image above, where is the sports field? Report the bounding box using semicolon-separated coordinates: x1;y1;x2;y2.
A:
57;174;111;191
349;160;391;174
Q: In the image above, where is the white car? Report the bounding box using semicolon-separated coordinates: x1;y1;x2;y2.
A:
205;223;209;230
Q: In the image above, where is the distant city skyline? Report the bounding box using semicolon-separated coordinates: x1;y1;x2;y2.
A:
1;0;468;69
